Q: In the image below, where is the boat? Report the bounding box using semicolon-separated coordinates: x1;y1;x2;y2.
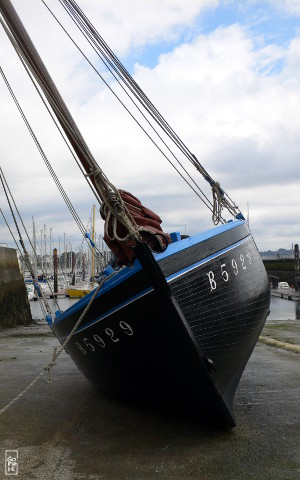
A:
26;283;37;301
67;205;98;298
67;284;94;298
0;0;270;428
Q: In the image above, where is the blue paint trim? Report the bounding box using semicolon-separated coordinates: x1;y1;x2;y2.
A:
55;220;246;325
59;234;250;339
153;220;246;262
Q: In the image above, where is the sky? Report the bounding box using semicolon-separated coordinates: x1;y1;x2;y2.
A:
0;0;300;254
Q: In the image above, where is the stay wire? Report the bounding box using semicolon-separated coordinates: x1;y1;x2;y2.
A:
0;209;48;318
0;14;102;195
58;0;240;220
0;167;60;310
0;64;106;265
1;11;128;237
0;64;84;236
16;50;101;205
59;0;241;220
61;0;198;162
58;0;217;213
42;0;216;216
60;0;216;207
0;169;53;315
59;0;191;157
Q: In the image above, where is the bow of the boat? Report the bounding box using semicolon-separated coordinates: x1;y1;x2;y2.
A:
51;220;270;428
162;221;270;416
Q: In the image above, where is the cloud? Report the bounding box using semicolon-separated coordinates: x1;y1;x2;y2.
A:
259;0;300;16
0;1;300;254
71;0;219;55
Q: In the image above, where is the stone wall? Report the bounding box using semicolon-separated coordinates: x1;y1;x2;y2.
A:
0;247;32;327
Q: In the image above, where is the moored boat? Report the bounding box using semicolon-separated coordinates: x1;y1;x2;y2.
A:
51;220;269;426
67;284;94;298
0;0;270;427
26;283;37;301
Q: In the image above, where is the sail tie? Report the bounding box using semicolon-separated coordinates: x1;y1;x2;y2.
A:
93;168;142;241
211;180;241;225
91;167;171;265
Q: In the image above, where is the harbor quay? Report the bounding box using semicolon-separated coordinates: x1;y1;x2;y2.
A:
0;311;299;480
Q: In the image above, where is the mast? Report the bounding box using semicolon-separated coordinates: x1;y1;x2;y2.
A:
40;229;43;271
247;202;250;227
0;0;104;197
32;217;37;279
64;233;66;278
0;0;171;266
59;236;61;266
92;204;95;284
44;224;47;277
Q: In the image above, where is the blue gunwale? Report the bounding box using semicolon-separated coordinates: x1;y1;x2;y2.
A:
54;220;247;327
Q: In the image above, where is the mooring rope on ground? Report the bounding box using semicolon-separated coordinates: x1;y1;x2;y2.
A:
0;278;105;417
258;335;300;354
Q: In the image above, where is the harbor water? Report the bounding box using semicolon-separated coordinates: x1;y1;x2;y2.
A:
268;295;300;321
30;296;78;320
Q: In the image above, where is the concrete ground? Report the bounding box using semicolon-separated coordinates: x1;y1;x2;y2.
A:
0;319;299;480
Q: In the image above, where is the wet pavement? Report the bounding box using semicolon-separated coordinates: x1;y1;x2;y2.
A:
0;318;299;479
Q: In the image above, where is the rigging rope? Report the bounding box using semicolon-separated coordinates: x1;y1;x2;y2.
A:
45;0;243;224
0;274;106;416
0;6;149;260
0;167;62;310
0;65;107;266
0;0;244;270
42;0;217;218
0;208;48;318
0;66;85;236
0;168;53;316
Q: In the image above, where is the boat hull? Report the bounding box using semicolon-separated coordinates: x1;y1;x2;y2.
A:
168;228;270;412
52;221;270;427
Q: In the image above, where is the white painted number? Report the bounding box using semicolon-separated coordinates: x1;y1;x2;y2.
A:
119;321;134;335
206;250;252;291
207;271;217;291
105;328;120;343
75;341;86;355
93;334;106;348
75;321;134;355
240;254;246;270
232;259;238;275
221;263;229;282
83;337;95;351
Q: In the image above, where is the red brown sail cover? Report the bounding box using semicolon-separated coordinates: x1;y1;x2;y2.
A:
100;190;172;266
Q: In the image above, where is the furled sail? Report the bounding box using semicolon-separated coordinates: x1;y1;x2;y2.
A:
101;190;171;266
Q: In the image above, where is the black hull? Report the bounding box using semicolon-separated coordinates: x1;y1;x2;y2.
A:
52;222;270;427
